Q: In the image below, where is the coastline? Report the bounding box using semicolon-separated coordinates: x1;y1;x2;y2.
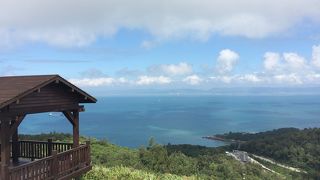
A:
202;135;246;144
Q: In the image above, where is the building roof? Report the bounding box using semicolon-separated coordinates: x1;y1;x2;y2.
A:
0;75;96;109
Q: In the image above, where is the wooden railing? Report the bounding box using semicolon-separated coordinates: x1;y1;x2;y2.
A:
0;139;73;161
18;140;73;159
8;143;91;180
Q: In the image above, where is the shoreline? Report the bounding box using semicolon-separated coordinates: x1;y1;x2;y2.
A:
202;135;246;144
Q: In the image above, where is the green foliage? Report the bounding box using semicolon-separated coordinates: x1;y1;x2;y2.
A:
217;128;320;178
82;165;198;180
165;144;225;157
19;132;74;142
90;139;140;167
138;143;198;176
137;139;281;179
21;132;298;179
139;144;169;173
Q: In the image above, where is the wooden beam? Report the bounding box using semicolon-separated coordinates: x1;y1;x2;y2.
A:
1;104;84;116
1;118;11;179
9;115;25;136
12;128;19;163
72;109;80;179
63;111;75;126
73;109;79;148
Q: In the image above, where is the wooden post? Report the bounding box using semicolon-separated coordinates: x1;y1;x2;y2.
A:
73;110;80;180
31;141;35;161
1;117;11;180
73;110;79;148
12;128;19;164
86;141;91;165
51;150;58;179
48;138;53;156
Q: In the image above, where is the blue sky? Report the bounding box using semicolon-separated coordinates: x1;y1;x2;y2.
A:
1;0;320;94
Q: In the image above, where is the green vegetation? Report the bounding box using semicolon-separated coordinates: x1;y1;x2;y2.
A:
83;166;197;180
21;133;282;180
88;138;281;179
253;157;302;179
216;128;320;178
22;128;318;179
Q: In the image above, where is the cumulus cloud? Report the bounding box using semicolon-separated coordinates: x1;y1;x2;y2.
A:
136;76;171;85
183;75;202;85
1;0;320;47
264;52;280;71
70;44;320;87
216;49;239;74
283;53;307;70
148;62;193;76
263;52;308;73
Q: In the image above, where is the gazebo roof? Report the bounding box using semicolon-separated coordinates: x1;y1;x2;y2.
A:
0;75;94;179
0;75;96;109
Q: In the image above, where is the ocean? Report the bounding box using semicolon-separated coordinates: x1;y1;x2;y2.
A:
19;95;320;148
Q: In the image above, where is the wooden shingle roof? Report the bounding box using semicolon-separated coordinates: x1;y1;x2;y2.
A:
0;75;96;109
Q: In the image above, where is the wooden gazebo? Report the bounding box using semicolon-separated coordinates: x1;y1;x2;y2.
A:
0;75;97;179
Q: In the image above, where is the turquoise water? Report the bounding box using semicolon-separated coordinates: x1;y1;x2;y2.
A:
20;95;320;148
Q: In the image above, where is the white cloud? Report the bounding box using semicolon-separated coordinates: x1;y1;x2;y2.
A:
148;62;193;76
70;77;132;87
216;49;239;74
210;76;234;84
69;77;115;87
239;74;262;83
305;73;320;83
263;51;309;73
70;44;320;87
118;77;128;83
283;53;307;70
210;74;262;84
1;0;320;47
136;76;171;85
273;74;303;84
183;75;202;85
311;45;320;68
264;52;280;71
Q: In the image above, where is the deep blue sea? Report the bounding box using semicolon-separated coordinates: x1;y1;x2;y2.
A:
19;95;320;148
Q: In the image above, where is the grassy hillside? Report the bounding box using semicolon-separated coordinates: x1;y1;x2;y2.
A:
83;166;197;180
21;133;286;179
216;128;320;178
